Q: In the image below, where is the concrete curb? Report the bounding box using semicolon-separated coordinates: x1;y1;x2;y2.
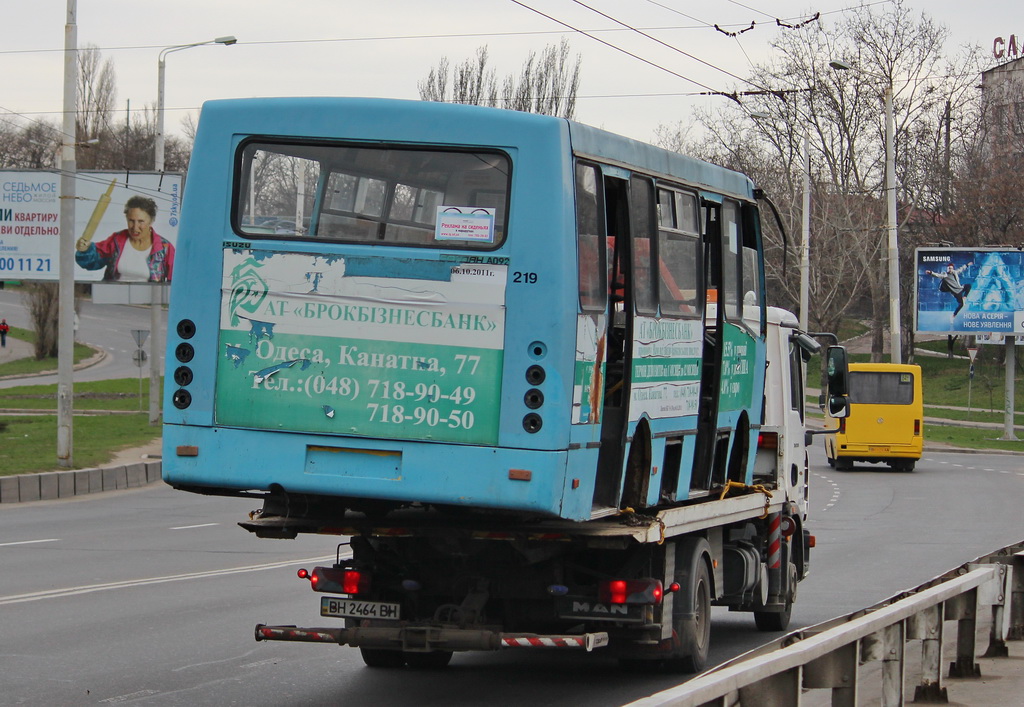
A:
0;347;108;382
0;459;163;504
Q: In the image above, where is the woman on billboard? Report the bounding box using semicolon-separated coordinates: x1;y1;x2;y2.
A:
75;195;175;282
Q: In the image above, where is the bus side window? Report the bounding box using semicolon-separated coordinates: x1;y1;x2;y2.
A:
575;163;606;311
721;200;743;321
656;188;700;317
630;176;657;315
741;202;764;333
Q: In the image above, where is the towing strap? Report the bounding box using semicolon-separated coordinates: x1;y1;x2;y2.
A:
719;481;774;518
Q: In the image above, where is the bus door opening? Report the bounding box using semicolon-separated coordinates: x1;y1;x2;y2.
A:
592;174;632;511
692;198;726;492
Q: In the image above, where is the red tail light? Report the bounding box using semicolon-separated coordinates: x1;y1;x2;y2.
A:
757;432;779;450
303;567;372;595
914;419;921;436
838;418;846;434
599;579;664;605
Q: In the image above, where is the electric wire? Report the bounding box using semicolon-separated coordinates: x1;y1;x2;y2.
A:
508;0;724;94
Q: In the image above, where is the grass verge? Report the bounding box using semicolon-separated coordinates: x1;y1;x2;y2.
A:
0;378;155;411
0;414;161;475
0;327;95;377
924;422;1024;453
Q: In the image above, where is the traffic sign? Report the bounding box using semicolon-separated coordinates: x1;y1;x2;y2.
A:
131;329;150;348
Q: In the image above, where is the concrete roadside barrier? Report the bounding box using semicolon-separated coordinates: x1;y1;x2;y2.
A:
0;460;163;504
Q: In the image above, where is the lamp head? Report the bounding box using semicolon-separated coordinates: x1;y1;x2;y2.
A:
215;36;238;46
829;60;853;71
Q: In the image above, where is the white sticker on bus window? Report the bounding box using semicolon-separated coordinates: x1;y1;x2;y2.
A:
728;223;739;254
436;207;496;243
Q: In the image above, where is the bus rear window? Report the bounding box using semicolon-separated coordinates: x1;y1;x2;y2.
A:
848;372;915;405
236;141;509;249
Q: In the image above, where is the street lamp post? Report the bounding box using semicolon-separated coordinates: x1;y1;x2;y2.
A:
830;60;901;363
156;36;237;172
800;127;811;332
150;36;236;424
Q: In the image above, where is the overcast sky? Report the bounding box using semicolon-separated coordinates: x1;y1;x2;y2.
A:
1;0;1018;145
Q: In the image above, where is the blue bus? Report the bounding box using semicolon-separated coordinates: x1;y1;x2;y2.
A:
163;97;767;524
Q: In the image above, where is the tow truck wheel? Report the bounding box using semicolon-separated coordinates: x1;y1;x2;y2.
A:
404;650;453;669
754;561;797;632
665;538;712;673
359;647;406;668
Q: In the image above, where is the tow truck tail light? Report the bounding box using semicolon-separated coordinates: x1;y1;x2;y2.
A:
838;418;846;434
599;579;664;605
301;566;371;595
757;431;779;450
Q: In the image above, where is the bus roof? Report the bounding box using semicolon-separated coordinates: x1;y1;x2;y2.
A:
195;96;756;201
849;362;922;373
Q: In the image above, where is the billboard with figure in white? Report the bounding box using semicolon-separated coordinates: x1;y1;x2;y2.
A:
915;247;1024;335
0;170;182;283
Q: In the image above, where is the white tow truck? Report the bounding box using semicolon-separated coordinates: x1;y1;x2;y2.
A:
245;306;845;671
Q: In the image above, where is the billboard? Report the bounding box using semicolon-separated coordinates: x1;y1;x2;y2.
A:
915;247;1024;335
0;170;182;283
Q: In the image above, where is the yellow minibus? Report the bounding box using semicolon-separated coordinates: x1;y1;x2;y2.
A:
824;363;923;472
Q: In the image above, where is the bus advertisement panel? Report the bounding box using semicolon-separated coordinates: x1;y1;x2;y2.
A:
0;170;181;283
915;247;1024;335
216;249;506;445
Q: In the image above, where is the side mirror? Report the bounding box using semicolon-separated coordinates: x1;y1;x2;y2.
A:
791;332;822;360
826;346;849;397
828;395;849;418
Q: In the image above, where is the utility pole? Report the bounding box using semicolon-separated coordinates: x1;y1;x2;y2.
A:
151;36;236;425
57;0;78;466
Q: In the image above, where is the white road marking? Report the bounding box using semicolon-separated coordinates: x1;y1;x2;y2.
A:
813;472;841;511
100;690;160;704
169;523;219;530
0;538;60;548
0;554;339;606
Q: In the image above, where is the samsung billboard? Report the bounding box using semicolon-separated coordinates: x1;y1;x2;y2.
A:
915;247;1024;335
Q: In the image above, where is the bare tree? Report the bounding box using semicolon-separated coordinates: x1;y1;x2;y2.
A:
23;283;60;359
419;39;581;119
501;39;581;118
77;44;116;144
656;0;983;360
419;47;499;107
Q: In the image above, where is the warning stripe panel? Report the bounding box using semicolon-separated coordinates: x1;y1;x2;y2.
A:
502;636;586;648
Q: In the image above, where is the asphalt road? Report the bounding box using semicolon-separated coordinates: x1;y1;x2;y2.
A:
0;289;159;388
3;445;1022;706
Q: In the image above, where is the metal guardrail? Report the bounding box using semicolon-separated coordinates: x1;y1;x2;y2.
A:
626;541;1024;707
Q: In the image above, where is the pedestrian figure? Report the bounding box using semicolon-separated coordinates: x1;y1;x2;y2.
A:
925;262;973;318
0;318;8;348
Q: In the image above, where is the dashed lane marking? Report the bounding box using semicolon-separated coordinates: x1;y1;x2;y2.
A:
813;471;841;511
0;538;60;548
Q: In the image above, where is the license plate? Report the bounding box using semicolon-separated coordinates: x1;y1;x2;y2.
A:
869;446;890;453
320;596;400;620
